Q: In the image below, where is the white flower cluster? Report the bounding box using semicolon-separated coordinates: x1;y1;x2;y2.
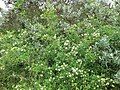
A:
71;45;78;56
71;67;79;75
64;40;70;50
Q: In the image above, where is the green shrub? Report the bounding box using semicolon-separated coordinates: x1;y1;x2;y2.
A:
0;0;120;90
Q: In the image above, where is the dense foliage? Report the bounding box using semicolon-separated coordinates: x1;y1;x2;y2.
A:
0;0;120;90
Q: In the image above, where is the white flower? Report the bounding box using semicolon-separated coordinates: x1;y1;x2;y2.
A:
92;32;100;37
64;40;70;46
71;67;76;72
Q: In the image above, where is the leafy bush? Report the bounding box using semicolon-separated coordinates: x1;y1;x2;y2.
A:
0;0;120;90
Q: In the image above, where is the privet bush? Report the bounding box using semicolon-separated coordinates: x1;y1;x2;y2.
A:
0;0;120;90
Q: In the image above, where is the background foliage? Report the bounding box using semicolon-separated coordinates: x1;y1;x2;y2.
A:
0;0;120;90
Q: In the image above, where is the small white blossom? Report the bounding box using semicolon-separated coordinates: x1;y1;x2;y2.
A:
64;40;70;46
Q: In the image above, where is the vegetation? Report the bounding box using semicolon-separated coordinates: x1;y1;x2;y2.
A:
0;0;120;90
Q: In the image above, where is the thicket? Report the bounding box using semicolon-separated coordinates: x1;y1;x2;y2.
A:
0;0;120;90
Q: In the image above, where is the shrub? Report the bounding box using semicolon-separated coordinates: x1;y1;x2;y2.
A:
0;0;120;90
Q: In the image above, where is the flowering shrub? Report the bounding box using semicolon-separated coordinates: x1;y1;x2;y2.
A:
0;0;120;90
